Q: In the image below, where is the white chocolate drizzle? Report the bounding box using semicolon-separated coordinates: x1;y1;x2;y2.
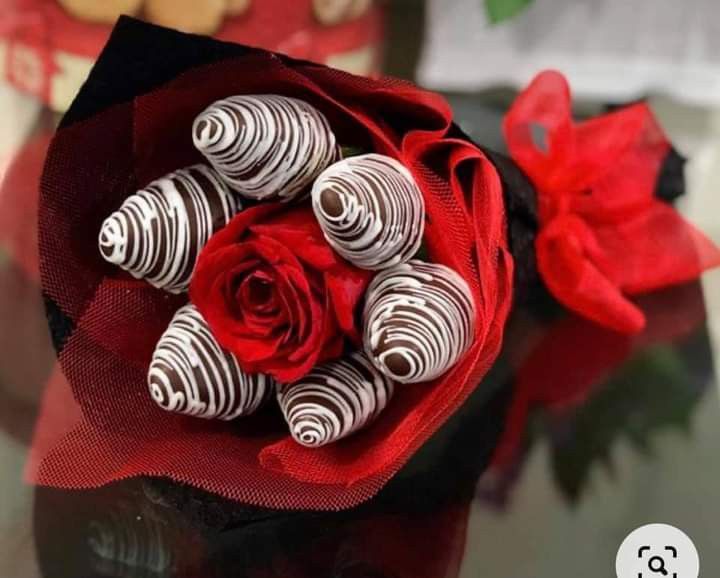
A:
98;164;240;294
193;95;338;202
363;260;475;384
148;304;273;420
311;153;425;270
277;351;394;447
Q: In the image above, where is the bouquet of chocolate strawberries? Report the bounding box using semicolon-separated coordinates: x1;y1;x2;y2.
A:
31;18;719;511
99;91;473;445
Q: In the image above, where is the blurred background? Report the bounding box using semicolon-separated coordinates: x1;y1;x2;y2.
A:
1;1;719;577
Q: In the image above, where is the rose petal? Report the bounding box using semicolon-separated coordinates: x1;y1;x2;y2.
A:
250;207;339;270
324;265;372;340
202;203;283;253
237;270;279;315
190;203;365;383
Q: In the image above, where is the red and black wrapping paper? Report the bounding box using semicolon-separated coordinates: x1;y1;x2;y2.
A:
31;18;512;510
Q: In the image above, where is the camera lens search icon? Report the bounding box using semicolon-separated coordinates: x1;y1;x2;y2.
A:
648;555;667;575
616;524;699;578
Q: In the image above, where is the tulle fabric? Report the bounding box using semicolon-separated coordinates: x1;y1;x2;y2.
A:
504;71;720;333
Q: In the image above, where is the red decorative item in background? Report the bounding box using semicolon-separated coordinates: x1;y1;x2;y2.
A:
0;122;57;446
0;0;383;111
191;204;371;383
504;70;720;333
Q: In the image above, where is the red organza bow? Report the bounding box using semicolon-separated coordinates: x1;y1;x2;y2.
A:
504;71;720;333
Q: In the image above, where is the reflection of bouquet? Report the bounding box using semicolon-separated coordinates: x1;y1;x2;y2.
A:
31;18;719;511
483;283;714;506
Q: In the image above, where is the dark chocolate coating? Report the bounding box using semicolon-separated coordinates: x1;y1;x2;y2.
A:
363;260;476;384
98;164;240;293
311;154;425;270
277;352;394;447
149;304;273;420
193;95;338;202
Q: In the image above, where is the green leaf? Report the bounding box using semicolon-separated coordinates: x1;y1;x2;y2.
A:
340;145;366;158
485;0;533;24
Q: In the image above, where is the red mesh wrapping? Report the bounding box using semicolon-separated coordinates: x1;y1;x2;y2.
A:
32;47;513;508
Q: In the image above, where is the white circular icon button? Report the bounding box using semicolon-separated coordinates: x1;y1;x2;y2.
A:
616;524;699;578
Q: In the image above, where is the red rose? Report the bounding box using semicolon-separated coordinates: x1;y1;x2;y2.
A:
190;203;371;383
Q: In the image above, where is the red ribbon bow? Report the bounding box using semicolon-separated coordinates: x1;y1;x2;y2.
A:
504;71;720;333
